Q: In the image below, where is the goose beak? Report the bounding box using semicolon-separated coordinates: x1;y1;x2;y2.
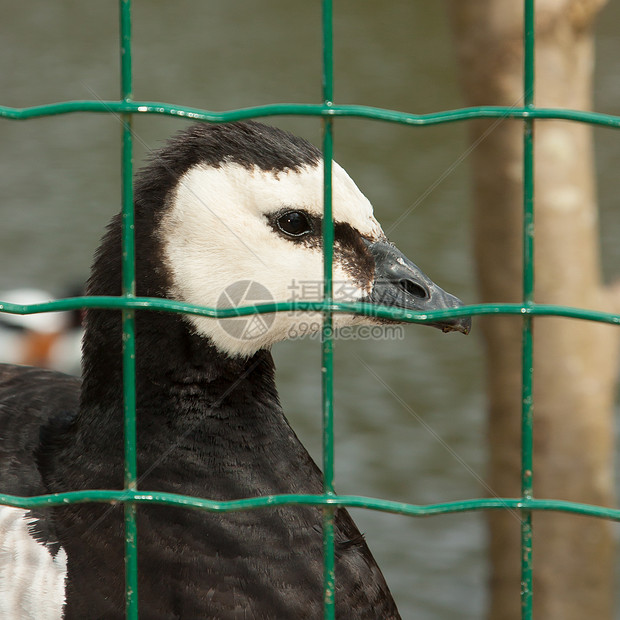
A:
363;240;471;335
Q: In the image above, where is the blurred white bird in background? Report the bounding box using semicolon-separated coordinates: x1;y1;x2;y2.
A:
0;288;83;375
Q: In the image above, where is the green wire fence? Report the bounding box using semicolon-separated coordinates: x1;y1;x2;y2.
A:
1;1;620;619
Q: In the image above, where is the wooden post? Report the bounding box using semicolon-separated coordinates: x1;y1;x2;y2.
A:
448;1;619;618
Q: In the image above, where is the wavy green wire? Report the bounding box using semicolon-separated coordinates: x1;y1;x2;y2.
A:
1;101;620;128
1;297;619;326
2;489;620;523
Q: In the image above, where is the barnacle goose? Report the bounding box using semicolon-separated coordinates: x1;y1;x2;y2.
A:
0;121;470;619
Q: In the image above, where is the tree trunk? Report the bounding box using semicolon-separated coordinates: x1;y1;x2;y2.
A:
448;1;620;619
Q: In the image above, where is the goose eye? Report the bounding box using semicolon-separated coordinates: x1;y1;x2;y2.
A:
276;211;312;237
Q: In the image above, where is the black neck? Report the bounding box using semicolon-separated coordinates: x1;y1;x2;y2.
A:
53;302;280;491
45;203;286;494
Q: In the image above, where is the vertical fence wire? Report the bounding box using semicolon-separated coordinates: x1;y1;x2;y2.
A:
321;1;336;618
521;0;536;617
119;0;139;618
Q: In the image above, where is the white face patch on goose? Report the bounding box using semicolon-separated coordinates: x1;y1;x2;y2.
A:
160;160;385;357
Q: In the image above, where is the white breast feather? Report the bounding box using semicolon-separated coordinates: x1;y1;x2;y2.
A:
0;506;66;619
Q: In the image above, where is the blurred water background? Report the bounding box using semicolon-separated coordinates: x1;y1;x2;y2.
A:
1;2;619;617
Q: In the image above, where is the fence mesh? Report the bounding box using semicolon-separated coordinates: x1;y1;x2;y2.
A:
1;1;620;619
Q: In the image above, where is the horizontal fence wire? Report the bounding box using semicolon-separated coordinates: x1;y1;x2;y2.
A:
2;0;620;618
0;100;620;129
3;490;620;522
2;298;620;326
2;101;620;128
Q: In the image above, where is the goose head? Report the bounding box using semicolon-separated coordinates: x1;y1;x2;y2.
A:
100;122;470;358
